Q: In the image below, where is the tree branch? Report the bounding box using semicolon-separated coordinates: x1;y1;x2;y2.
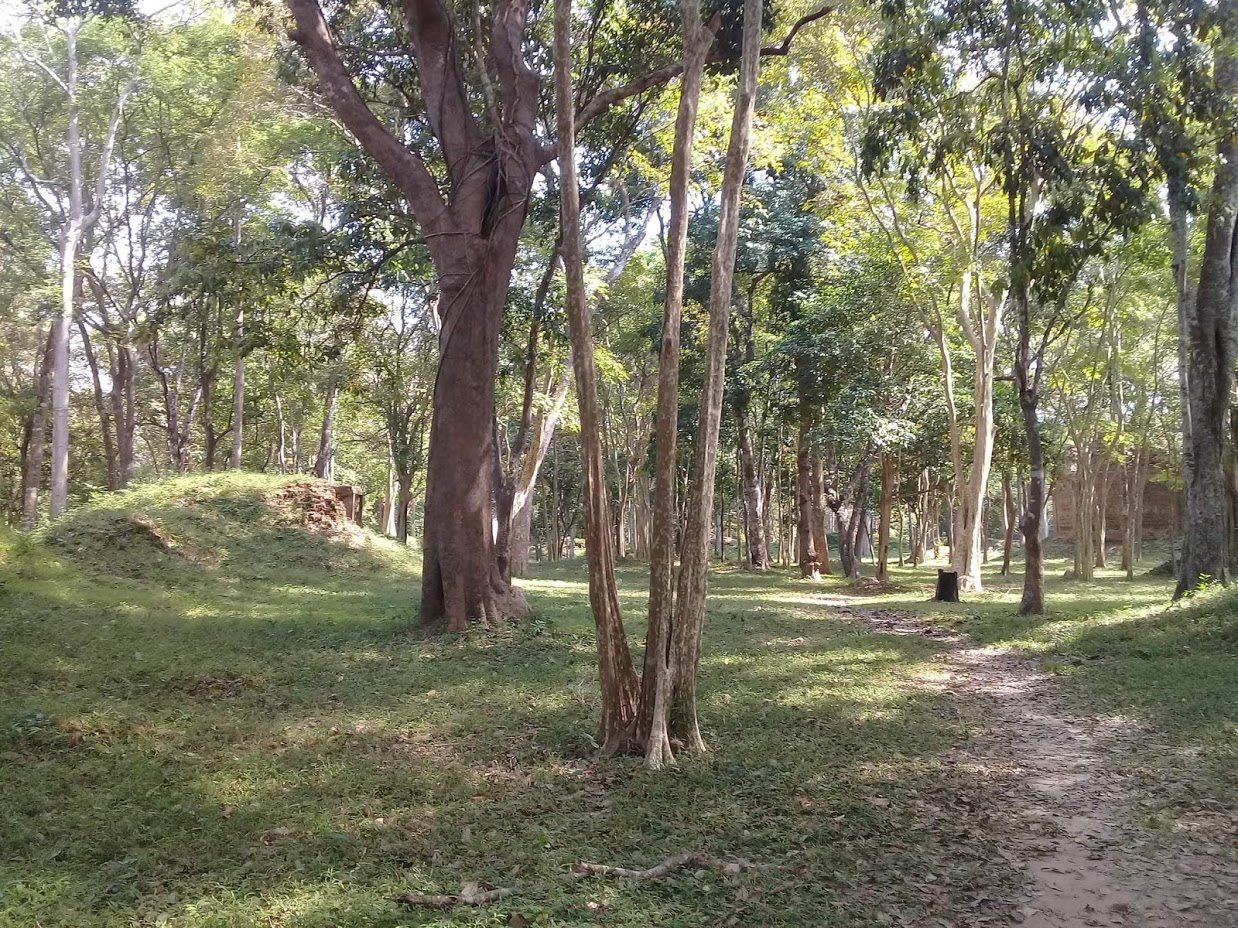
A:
399;0;483;187
576;6;833;128
285;0;448;231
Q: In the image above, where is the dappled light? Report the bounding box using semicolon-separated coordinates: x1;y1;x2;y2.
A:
3;0;1238;922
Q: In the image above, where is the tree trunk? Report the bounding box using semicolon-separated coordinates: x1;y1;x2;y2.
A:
510;498;533;575
638;0;715;768
736;396;770;569
229;334;245;469
111;343;136;486
417;250;532;629
21;327;55;530
666;0;762;756
957;316;998;593
314;377;339;481
877;452;895;582
1015;290;1045;614
795;403;820;579
552;7;640;748
50;21;85;519
1175;8;1238;596
49;18;128;516
638;0;765;766
811;452;832;575
77;317;118;491
1094;456;1109;569
1001;471;1015;576
275;392;288;474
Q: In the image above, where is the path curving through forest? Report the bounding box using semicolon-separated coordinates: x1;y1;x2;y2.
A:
823;597;1238;928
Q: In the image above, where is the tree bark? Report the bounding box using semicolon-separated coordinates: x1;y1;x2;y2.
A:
1014;285;1045;614
1001;471;1015;576
735;395;769;569
77;316;118;491
552;0;640;749
1175;0;1238;597
877;452;895;582
314;376;338;481
49;19;129;517
637;0;715;767
666;0;763;755
21;327;55;530
229;316;245;470
795;402;820;579
811;451;832;575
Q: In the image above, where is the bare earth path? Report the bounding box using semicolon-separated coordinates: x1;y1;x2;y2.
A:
823;598;1238;928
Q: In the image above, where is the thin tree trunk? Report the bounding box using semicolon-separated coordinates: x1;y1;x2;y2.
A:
275;392;288;473
1001;471;1015;575
314;377;339;480
736;396;770;569
638;0;715;767
552;3;640;750
21;327;55;530
666;0;763;756
795;402;820;579
877;452;895;582
229;321;245;469
77;317;118;490
811;451;832;575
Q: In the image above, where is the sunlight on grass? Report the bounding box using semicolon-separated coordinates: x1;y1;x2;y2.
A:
1;477;1234;927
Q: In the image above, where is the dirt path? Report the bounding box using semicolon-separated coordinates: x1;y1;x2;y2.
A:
826;600;1238;928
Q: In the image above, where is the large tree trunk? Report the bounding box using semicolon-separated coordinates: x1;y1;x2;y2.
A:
1175;7;1238;596
417;251;532;630
1168;0;1238;596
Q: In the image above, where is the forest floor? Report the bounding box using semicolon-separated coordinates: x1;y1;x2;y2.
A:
1;475;1236;927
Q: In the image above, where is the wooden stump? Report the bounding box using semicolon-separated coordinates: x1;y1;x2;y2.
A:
934;569;960;602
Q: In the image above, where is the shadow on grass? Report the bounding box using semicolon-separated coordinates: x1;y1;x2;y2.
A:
0;545;1032;928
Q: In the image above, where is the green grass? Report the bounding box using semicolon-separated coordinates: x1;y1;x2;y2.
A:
0;475;1234;926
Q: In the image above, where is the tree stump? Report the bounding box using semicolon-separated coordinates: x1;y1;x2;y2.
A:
934;569;960;602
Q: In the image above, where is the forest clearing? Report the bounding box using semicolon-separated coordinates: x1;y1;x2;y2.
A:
1;474;1235;927
3;0;1238;924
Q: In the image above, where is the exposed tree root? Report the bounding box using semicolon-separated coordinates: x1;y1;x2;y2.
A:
395;883;512;909
572;850;756;880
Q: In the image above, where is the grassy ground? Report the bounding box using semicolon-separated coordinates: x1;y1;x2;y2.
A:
1;475;1234;927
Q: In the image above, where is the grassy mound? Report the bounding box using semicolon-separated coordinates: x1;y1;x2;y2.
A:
37;472;407;581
